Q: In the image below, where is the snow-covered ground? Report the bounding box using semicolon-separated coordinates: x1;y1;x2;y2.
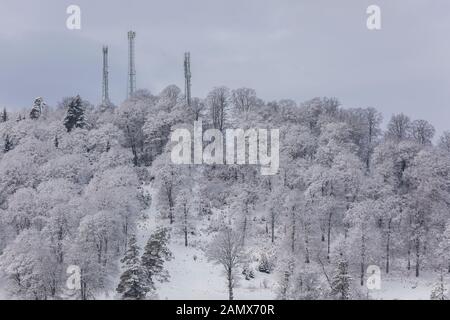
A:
369;273;436;300
136;182;276;300
157;242;276;300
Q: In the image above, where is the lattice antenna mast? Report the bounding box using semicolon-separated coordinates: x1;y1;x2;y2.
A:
127;31;136;98
102;46;110;104
184;52;192;107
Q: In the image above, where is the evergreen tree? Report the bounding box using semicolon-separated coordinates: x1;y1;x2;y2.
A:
1;108;7;122
116;235;149;300
4;134;12;153
54;135;59;149
141;228;173;290
431;271;448;300
64;95;86;132
331;258;352;300
30;97;45;120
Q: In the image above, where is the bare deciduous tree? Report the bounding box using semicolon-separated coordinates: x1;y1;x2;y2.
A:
207;227;244;300
411;119;435;145
189;97;205;121
231;87;257;114
386;113;411;141
207;86;229;131
439;131;450;153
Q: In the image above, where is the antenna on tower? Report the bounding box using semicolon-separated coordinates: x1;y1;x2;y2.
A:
184;52;192;107
127;31;136;98
102;46;110;105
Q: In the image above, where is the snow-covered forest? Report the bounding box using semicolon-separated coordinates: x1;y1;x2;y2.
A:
0;87;449;300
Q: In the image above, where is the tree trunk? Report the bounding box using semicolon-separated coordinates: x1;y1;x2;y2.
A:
291;210;296;253
80;274;87;300
407;241;411;271
361;234;366;286
327;212;332;261
104;238;108;266
305;237;310;264
242;217;247;247
124;217;129;251
386;218;392;274
168;192;174;224
126;125;138;166
241;202;248;247
304;222;310;264
227;269;233;300
415;238;420;278
184;204;188;247
271;214;275;243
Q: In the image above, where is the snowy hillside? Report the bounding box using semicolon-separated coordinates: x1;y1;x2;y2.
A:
0;89;449;301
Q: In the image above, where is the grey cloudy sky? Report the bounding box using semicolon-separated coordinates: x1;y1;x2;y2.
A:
1;0;449;135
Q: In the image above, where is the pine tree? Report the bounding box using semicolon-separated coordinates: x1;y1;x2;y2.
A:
431;271;448;300
1;108;7;122
116;235;149;300
141;228;173;290
4;134;12;153
331;258;352;300
64;95;85;132
30;97;45;120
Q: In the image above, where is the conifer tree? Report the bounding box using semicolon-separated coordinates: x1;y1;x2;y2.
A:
331;258;352;300
64;95;86;132
30;97;45;120
116;235;149;300
141;228;173;290
4;134;12;153
1;108;7;122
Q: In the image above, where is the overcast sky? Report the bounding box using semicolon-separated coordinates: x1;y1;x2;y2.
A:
1;0;449;135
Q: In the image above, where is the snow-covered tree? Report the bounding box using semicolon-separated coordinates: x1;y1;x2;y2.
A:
0;230;59;299
3;134;12;153
405;149;450;277
438;222;450;273
231;88;256;113
411;119;435;145
386;113;411;141
116;90;155;166
188;97;205;121
345;200;380;286
208;86;230;131
153;156;182;225
430;271;448;300
1;108;7;122
439;131;450;153
207;227;244;300
30;97;46;120
64;95;86;132
330;257;352;300
141;228;173;290
116;235;149;300
176;190;195;247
